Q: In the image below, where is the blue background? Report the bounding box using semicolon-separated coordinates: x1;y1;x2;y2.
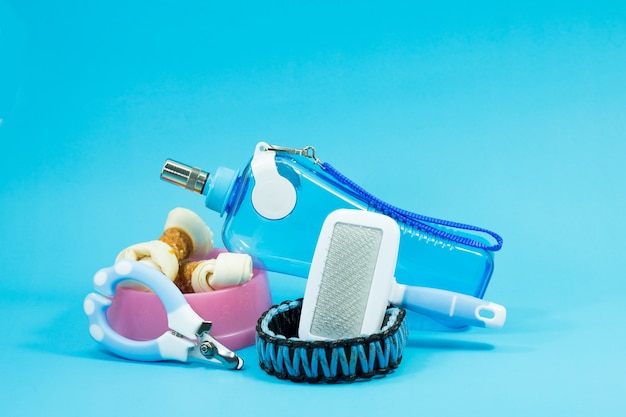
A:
1;1;625;415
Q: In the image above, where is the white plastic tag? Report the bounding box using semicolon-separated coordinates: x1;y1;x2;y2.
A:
250;142;297;220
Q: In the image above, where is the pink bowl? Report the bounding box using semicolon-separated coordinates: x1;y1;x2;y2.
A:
106;250;272;351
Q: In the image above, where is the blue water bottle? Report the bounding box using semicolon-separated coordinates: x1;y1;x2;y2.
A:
160;142;503;330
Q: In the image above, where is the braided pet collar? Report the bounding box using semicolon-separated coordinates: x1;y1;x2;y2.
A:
256;299;408;383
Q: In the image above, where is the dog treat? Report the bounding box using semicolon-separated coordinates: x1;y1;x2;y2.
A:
162;207;213;260
117;240;180;282
175;252;254;293
116;207;214;281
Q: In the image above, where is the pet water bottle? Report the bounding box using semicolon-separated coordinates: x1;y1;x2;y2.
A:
160;142;503;330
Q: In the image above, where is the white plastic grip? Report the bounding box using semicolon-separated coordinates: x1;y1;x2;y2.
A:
250;141;297;220
84;260;205;362
391;284;507;329
84;292;167;361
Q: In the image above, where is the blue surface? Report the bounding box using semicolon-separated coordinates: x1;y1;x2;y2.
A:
2;1;625;416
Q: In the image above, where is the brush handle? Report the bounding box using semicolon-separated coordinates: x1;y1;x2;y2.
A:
390;284;506;328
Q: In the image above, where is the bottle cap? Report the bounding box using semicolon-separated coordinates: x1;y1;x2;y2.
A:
205;167;238;214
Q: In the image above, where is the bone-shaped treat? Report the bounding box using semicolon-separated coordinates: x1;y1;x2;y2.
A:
116;207;253;293
176;252;254;293
116;207;214;281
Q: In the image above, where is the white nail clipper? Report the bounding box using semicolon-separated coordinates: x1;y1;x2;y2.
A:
84;260;244;370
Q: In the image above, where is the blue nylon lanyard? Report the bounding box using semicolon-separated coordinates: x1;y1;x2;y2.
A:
321;162;503;252
264;144;504;252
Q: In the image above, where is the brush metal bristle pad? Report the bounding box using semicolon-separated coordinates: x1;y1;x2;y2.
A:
310;223;383;338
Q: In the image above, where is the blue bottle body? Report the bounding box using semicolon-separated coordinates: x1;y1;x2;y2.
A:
217;153;495;307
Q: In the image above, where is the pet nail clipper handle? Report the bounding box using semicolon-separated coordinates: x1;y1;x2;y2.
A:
392;284;506;328
84;260;206;362
84;292;196;362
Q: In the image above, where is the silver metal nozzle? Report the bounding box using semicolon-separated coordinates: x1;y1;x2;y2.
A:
160;159;209;194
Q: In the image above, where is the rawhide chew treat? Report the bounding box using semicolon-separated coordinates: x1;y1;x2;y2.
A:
162;207;213;260
116;240;180;281
256;299;408;383
175;252;254;293
116;207;214;281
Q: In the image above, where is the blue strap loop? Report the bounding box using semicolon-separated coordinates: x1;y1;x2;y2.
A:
321;162;503;251
255;299;408;383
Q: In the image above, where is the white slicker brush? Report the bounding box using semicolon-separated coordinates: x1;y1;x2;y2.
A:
299;209;507;336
